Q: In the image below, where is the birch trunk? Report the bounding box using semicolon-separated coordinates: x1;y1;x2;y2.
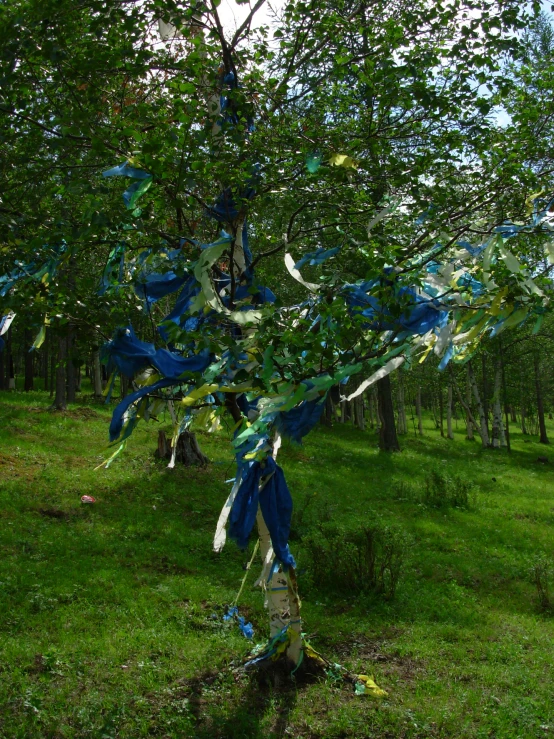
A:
24;328;34;392
367;390;375;428
0;341;4;390
468;361;490;448
438;387;444;437
377;374;400;451
465;366;474;440
43;333;49;392
254;433;302;663
92;348;103;398
53;335;67;411
416;387;423;436
491;360;504;448
521;398;528;435
397;372;407;435
534;354;549;445
447;385;453;439
6;327;15;389
481;354;490;440
66;326;76;404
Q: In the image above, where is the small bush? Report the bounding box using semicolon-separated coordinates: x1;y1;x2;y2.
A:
290;491;335;541
531;555;552;612
302;519;411;599
424;470;474;508
393;470;474;509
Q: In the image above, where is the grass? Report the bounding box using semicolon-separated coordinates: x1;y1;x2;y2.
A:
1;384;553;738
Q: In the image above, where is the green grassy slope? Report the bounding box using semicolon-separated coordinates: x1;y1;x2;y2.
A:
0;388;553;738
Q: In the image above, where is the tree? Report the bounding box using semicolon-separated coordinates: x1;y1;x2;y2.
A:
1;0;553;673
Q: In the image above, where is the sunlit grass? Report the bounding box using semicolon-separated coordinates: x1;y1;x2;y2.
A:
0;386;553;738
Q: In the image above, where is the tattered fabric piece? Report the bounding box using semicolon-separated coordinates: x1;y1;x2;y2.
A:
274;397;326;443
228;458;295;570
109;377;177;441
134;272;186;303
102;326;211;380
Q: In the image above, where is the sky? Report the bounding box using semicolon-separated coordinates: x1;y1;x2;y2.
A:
216;0;284;37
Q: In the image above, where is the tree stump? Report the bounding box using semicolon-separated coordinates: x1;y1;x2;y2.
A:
155;429;209;467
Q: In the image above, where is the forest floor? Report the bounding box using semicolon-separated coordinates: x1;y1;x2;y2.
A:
0;386;553;739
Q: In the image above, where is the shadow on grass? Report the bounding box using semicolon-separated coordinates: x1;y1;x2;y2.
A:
185;668;300;739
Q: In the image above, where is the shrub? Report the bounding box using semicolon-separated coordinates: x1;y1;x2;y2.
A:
393;470;474;509
302;519;411;599
531;555;552;612
290;491;335;541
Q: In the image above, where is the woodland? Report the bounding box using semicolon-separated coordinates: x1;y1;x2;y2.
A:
1;0;554;737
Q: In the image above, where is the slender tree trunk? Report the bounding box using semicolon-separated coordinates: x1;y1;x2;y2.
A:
24;329;34;391
6;327;15;389
353;394;365;430
521;401;527;435
66;326;76;404
468;361;490;448
438;386;444;437
465;366;474;440
367;390;375;428
491;360;504;448
499;340;510;453
43;330;49;392
377;375;400;451
53;335;67;410
447;385;454;439
49;350;56;398
534;354;549;445
0;344;5;391
481;354;490;440
251;433;302;664
416;387;423;436
92;348;103;398
397;372;407;434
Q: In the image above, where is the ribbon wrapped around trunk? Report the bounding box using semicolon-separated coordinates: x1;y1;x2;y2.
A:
228;457;296;570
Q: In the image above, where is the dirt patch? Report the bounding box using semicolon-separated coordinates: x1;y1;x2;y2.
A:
64;407;100;420
37;508;72;520
321;630;422;685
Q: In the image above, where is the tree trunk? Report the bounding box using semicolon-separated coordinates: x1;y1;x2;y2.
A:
0;343;4;391
6;327;15;389
66;327;76;404
468;361;490;448
256;434;302;664
534;354;549;445
53;335;67;411
353;394;365;430
377;374;400;451
367;390;375;428
24;329;34;392
438;386;444;437
92;348;103;398
499;340;511;453
465;366;474;440
416;387;423;436
43;330;49;392
155;429;209;465
397;372;407;434
481;353;490;440
447;385;454;439
49;350;56;398
521;401;527;435
491;360;505;448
